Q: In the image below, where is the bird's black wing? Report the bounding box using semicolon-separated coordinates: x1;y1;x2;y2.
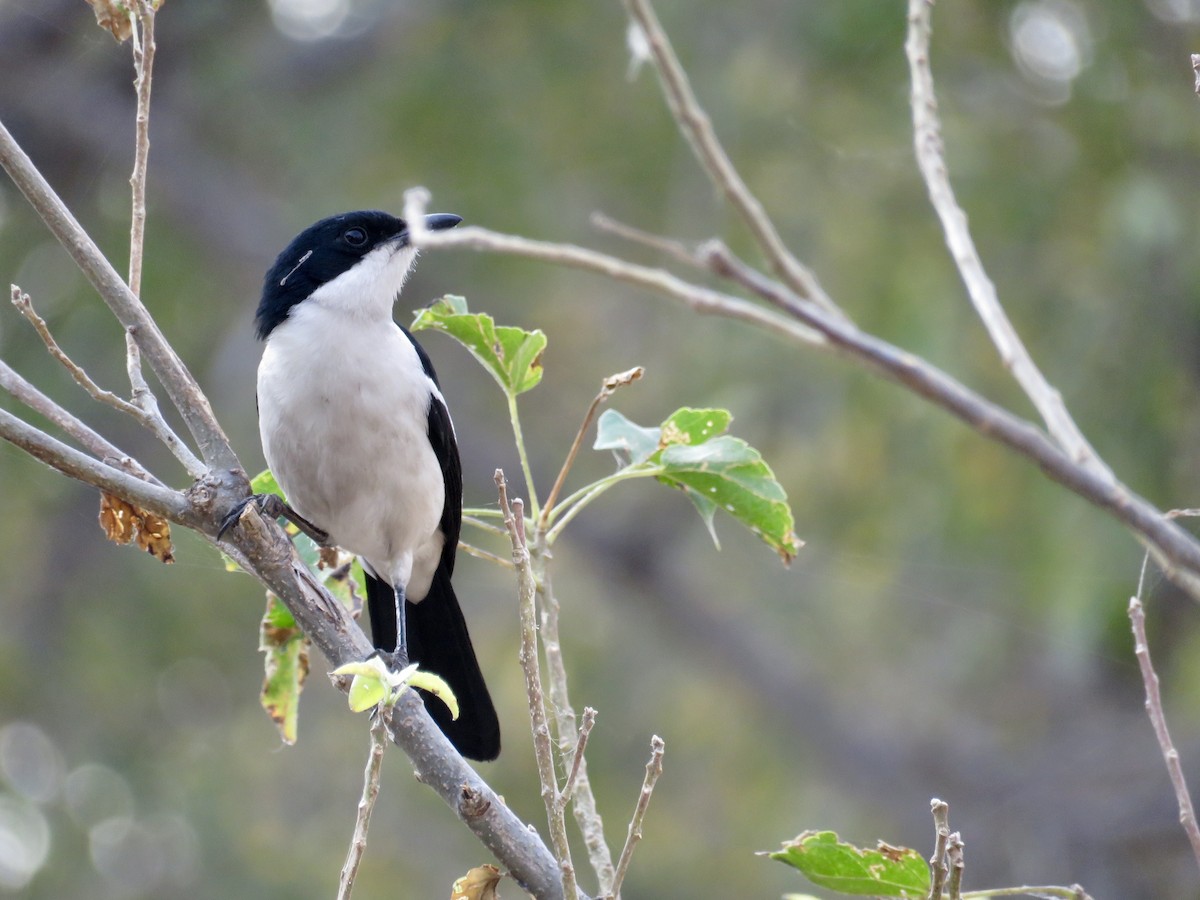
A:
402;325;462;576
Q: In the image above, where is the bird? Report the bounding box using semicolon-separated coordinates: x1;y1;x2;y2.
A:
221;209;500;761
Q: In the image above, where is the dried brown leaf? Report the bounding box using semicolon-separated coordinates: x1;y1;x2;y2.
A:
450;865;502;900
99;492;137;543
85;0;134;42
98;491;174;564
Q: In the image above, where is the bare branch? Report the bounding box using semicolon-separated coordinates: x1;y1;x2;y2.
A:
0;357;160;486
1128;596;1200;869
11;285;204;477
590;212;698;268
540;367;644;527
535;535;616;891
410;201;1200;602
0;406;185;521
337;716;388;900
121;1;183;475
128;1;154;298
928;798;950;900
497;470;579;900
619;0;844;321
405;192;824;348
905;0;1110;479
562;707;597;807
946;832;964;900
609;735;665;899
0;117;237;473
217;504;574;899
456;539;516;570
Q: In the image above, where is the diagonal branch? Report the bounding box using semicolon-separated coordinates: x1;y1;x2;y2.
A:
0;407;185;519
620;0;845;322
0;358;161;485
11;285;204;477
409;206;1200;602
0;117;237;473
904;0;1110;480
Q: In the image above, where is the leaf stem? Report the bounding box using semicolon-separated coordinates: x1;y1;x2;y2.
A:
544;467;662;544
508;391;541;520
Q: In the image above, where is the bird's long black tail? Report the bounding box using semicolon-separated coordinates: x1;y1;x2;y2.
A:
365;569;501;761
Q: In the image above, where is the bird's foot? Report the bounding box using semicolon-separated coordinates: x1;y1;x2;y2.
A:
217;493;330;545
368;647;411;672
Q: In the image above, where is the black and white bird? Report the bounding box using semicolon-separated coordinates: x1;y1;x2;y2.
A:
224;210;500;761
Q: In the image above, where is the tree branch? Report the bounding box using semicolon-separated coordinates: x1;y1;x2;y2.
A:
407;198;1200;604
497;471;580;900
0;356;161;486
619;0;844;321
1128;595;1200;869
904;0;1111;479
337;715;387;900
220;504;577;899
0;116;237;474
608;735;664;899
11;285;204;477
0;406;185;520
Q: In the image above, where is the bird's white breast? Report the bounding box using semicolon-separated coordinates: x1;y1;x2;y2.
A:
256;300;446;599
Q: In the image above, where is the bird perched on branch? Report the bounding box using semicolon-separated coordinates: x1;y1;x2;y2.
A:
222;210;500;761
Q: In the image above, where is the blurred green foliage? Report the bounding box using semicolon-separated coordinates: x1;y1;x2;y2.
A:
2;0;1200;897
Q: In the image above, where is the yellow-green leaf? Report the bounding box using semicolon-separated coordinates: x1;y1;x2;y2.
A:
411;296;546;396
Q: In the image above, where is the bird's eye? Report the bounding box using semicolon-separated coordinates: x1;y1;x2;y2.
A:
343;227;368;246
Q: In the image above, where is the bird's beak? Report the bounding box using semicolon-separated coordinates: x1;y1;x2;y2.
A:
424;213;463;232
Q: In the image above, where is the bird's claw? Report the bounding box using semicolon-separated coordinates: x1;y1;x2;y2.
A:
217;493;330;545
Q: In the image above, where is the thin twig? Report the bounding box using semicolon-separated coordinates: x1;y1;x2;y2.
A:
337;715;388;900
591;212;698;268
462;511;510;536
0;117;237;473
609;735;664;899
540;367;644;527
122;0;179;468
11;286;204;477
0;358;161;486
535;535;616;891
404;187;826;348
0;407;185;521
456;540;516;570
1128;595;1200;869
904;0;1110;480
128;1;154;299
561;708;597;806
497;470;579;900
928;798;950;900
946;832;964;900
619;0;844;320
960;887;1093;900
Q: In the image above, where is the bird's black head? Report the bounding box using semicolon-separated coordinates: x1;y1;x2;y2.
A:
254;209;461;340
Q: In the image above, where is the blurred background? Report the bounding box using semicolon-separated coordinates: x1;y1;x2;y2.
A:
2;0;1200;896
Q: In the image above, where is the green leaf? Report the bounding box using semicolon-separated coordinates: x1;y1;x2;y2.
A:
250;468;285;497
411;295;546;396
594;408;661;466
593;407;802;563
768;831;931;897
660;433;800;563
259;593;309;745
659;407;733;447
